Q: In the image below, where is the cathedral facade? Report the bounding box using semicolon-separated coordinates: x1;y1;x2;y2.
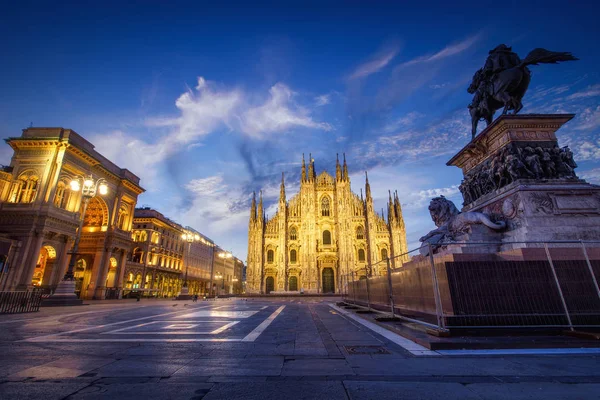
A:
246;155;407;294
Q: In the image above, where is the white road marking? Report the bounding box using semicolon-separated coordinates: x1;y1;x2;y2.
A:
241;305;285;342
0;306;149;324
103;320;239;335
210;321;239;334
21;305;214;342
175;310;259;319
328;303;439;356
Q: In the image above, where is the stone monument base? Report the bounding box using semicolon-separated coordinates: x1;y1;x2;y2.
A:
447;114;600;246
41;280;83;307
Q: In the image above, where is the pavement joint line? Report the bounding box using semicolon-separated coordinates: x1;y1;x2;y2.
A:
241;305;286;342
19;304;215;342
328;303;438;356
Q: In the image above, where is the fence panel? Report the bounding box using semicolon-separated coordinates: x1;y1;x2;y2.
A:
0;289;42;314
343;241;600;330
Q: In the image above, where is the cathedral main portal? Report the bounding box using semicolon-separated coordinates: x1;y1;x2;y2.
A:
322;267;335;293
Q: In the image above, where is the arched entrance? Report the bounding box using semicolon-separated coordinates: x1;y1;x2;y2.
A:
266;276;275;294
32;245;57;287
322;268;334;293
289;276;298;291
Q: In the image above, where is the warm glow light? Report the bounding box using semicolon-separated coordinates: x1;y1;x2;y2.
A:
194;234;200;241
181;233;187;239
70;180;80;191
98;183;108;195
84;178;94;187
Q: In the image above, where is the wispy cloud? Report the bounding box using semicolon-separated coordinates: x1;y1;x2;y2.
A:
399;34;480;67
567;84;600;100
315;94;331;106
348;44;400;80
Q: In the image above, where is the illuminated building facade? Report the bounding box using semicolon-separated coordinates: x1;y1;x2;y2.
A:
246;155;408;294
127;208;215;297
0;128;143;299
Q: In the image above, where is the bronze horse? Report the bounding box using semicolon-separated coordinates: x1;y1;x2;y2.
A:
467;47;578;140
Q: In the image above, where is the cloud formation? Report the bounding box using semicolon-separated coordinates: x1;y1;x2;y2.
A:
348;45;400;80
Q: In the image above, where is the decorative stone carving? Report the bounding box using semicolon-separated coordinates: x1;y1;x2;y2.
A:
529;193;553;214
457;143;579;205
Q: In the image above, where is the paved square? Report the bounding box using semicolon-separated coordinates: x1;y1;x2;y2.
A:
1;298;599;400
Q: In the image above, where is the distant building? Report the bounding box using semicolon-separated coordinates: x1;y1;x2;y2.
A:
246;155;407;294
0;128;144;298
212;246;243;295
128;208;215;297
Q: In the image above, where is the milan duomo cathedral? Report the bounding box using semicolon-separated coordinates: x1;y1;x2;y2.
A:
246;155;408;294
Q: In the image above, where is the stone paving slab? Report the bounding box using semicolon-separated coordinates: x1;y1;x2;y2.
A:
9;356;117;380
174;356;284;376
465;382;600;400
343;381;482;400
202;381;348;400
90;358;193;377
0;381;91;400
66;382;215;399
282;358;354;376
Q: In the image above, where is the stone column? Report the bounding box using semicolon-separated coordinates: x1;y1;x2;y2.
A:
17;232;45;290
84;250;104;299
116;250;127;299
50;236;71;287
93;249;113;300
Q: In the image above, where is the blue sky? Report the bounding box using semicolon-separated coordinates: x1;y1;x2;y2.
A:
1;1;599;259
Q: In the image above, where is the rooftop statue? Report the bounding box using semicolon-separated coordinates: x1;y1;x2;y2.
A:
468;45;578;140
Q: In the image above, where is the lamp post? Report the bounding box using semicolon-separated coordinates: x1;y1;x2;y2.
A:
178;232;199;299
47;175;108;306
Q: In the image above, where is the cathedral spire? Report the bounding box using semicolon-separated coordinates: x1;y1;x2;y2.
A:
258;190;264;224
336;153;341;181
301;153;306;182
280;172;286;201
308;153;314;182
311;155;316;180
343;153;348;181
250;191;257;222
365;171;372;201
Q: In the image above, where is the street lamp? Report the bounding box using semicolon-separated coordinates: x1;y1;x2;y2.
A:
48;175;108;305
178;232;200;299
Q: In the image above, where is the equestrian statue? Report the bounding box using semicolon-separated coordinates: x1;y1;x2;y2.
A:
468;44;577;140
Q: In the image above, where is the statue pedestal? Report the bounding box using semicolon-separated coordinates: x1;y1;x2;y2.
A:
447;114;600;245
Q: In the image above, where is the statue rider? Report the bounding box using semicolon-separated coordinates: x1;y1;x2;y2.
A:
483;44;521;78
473;45;522;114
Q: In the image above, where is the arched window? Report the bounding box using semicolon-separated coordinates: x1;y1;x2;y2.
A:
140;230;148;242
323;230;332;245
356;226;364;239
11;173;39;203
381;248;388;260
151;232;160;244
289;227;297;241
54;181;66;208
117;204;129;230
358;248;365;262
290;249;297;263
321;196;330;217
267;250;274;263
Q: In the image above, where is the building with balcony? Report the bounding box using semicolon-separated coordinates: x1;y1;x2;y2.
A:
0;127;144;299
246;155;408;294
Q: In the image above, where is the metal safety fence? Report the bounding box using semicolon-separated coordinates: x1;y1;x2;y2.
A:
0;288;43;314
341;240;600;331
